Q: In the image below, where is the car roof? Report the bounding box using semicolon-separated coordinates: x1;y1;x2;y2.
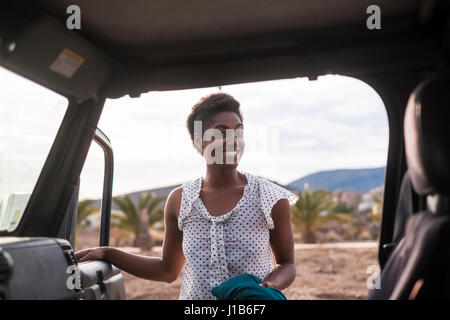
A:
1;0;447;99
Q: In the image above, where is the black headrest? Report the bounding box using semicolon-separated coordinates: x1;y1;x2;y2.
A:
404;76;450;195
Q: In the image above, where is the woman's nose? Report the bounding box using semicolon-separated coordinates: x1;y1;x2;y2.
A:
223;133;238;149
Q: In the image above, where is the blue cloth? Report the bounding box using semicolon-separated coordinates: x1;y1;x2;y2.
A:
211;273;287;300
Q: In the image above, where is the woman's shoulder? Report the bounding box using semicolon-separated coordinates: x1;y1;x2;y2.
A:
167;186;183;200
180;176;202;195
247;171;299;205
164;187;183;221
245;171;285;190
167;176;201;207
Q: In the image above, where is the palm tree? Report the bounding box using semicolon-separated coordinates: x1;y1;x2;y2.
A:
291;187;348;243
111;192;165;250
77;199;100;227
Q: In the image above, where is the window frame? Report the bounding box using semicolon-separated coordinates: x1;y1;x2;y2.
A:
0;97;105;237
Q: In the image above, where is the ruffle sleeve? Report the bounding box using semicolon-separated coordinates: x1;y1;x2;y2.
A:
258;177;299;229
177;178;201;231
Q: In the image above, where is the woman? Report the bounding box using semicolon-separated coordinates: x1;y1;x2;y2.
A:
75;93;299;300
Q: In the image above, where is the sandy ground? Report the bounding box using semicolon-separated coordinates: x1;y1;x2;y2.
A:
121;242;378;300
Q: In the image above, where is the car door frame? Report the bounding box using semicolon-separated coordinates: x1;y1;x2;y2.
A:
92;127;114;247
356;71;428;268
56;127;114;248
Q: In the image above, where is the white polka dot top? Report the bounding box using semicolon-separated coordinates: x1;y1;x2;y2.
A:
177;170;299;300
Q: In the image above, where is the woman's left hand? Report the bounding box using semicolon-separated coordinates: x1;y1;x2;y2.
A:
260;281;274;288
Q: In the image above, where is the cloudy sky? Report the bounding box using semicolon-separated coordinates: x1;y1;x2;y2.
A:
0;67;388;201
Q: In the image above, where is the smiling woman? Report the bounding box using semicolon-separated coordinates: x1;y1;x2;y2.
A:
75;92;300;300
0;67;68;232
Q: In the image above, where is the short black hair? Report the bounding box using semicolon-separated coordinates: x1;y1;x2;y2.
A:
186;92;243;142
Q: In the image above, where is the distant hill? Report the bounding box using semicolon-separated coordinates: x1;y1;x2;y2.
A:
286;167;386;193
90;167;385;209
92;184;181;211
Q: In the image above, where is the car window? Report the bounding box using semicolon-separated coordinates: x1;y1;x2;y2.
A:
0;67;68;232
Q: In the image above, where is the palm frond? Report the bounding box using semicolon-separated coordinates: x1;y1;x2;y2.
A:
147;195;166;215
112;195;140;233
149;208;164;226
138;192;151;210
77;199;99;225
290;188;338;235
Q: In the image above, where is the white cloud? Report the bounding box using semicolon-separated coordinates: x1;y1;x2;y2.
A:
1;66;389;200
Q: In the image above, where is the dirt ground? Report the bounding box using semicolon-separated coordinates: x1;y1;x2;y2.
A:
120;244;378;300
76;228;378;300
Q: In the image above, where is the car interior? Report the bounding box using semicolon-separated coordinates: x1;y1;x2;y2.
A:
0;0;449;299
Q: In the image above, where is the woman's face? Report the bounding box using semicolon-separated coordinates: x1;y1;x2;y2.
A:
195;111;245;167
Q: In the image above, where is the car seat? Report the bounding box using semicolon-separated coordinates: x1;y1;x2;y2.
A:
367;75;450;300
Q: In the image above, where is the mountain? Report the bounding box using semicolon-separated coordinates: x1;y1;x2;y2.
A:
91;183;181;211
286;167;386;193
89;167;385;209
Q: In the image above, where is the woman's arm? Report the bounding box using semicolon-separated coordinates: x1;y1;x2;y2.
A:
261;198;296;290
75;187;185;283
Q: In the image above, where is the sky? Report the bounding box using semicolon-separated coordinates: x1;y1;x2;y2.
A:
0;67;389;201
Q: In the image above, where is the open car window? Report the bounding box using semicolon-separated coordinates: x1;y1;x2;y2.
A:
0;67;67;232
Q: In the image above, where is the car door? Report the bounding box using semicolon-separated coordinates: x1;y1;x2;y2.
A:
0;129;126;300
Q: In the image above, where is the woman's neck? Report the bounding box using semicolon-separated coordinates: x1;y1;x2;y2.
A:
203;167;244;190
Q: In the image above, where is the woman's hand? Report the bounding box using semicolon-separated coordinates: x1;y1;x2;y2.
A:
75;247;109;263
70;188;186;283
260;281;275;289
